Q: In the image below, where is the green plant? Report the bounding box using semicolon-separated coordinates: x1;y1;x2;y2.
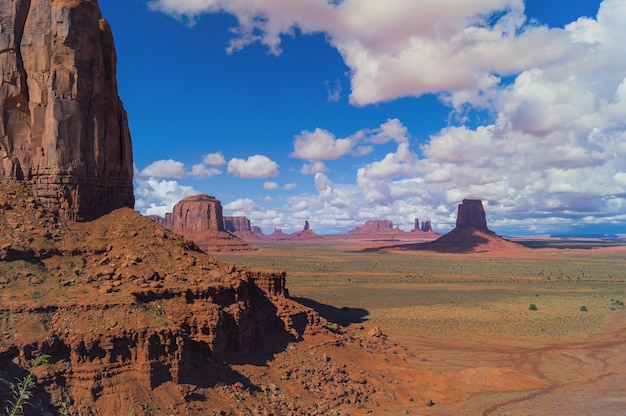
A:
528;304;538;311
580;306;588;312
5;353;51;416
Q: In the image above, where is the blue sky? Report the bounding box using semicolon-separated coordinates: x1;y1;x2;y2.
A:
99;0;626;236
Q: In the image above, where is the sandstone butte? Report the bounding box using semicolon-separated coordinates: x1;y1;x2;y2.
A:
0;0;134;221
148;194;255;252
377;199;528;253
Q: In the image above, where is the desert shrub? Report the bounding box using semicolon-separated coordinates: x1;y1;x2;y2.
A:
528;304;538;311
5;353;50;416
580;305;588;312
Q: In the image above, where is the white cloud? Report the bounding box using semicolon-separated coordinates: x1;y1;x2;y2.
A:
292;118;411;163
134;177;199;217
291;128;352;160
283;183;297;190
190;163;222;178
147;0;589;105
615;172;626;186
264;181;279;190
202;151;227;165
300;161;328;175
146;0;626;235
227;155;279;178
139;159;186;178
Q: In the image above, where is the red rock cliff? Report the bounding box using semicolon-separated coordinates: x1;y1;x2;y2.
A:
0;0;134;221
170;194;224;232
456;199;488;231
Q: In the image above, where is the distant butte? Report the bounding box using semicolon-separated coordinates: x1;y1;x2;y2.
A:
148;194;255;252
373;199;527;253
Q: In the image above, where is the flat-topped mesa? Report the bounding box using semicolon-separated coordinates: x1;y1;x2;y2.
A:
359;220;394;231
170;195;224;232
0;0;134;221
224;216;251;233
456;199;489;231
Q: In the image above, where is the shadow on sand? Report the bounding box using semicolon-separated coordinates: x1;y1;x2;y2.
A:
359;233;492;254
290;297;369;327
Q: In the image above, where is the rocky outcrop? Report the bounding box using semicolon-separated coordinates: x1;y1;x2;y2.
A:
224;216;251;233
224;216;266;241
0;0;134;221
147;195;254;252
456;199;488;231
0;193;319;414
265;227;290;241
394;199;526;253
170;194;224;232
354;220;394;232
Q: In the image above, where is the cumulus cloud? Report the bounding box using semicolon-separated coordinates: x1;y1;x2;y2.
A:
134;177;199;217
202;151;227;165
264;181;279;190
139;159;186;178
292;118;411;162
147;0;589;105
300;161;328;175
190;163;222;178
147;0;626;235
227;155;279;178
291;128;352;160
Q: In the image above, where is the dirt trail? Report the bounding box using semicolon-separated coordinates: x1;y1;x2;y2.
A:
384;313;626;415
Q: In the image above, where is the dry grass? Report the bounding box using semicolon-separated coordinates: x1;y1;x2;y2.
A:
215;241;626;340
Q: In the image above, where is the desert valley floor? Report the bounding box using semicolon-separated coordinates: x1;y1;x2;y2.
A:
214;240;626;415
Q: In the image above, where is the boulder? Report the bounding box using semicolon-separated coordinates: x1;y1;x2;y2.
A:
0;0;134;221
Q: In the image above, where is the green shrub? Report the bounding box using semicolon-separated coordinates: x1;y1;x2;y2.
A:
5;353;50;416
580;305;588;312
528;304;538;311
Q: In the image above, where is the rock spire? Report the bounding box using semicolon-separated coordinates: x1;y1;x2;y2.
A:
0;0;134;220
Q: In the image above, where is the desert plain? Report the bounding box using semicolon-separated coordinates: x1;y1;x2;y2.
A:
215;239;626;415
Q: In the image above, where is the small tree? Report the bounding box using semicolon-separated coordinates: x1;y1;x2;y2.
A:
528;304;538;311
5;354;50;416
580;305;588;312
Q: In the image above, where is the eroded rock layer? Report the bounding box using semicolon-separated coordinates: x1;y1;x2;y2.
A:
0;184;318;414
0;0;134;221
149;195;254;252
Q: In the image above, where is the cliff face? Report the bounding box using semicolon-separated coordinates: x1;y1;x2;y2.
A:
170;195;224;232
0;0;134;221
0;187;318;414
354;220;394;232
149;195;255;252
224;216;251;233
456;199;488;231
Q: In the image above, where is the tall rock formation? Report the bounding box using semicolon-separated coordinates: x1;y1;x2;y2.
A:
357;220;394;231
149;195;255;252
224;216;251;233
224;215;265;240
0;0;134;221
170;194;224;232
456;199;488;231
401;199;526;253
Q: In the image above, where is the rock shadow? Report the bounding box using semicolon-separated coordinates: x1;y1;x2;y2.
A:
290;297;369;327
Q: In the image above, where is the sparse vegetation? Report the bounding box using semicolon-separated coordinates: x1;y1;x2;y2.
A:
528;304;538;311
580;305;588;312
4;353;51;416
